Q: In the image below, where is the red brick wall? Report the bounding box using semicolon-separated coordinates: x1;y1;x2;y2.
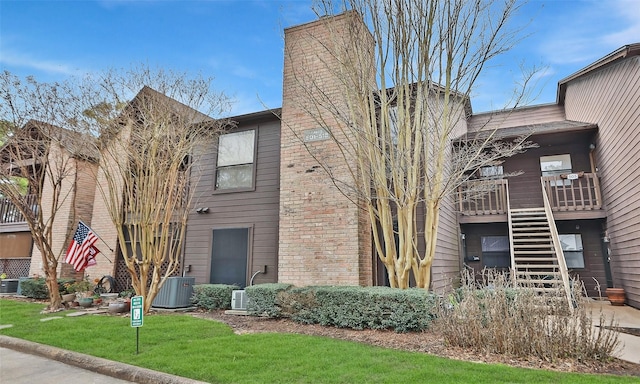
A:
278;12;373;286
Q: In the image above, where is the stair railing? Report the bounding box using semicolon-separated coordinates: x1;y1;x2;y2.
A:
506;180;516;287
540;178;574;311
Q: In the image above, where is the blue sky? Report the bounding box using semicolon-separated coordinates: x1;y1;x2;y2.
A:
1;0;639;116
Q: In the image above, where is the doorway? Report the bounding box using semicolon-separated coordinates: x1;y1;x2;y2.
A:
210;228;249;287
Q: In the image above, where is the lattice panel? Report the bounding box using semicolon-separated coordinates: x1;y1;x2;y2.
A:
113;256;181;293
0;258;31;278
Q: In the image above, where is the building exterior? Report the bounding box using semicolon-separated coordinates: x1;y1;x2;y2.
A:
0;121;97;281
4;13;638;308
458;43;640;308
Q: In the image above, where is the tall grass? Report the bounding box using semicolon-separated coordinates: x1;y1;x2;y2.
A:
435;269;620;362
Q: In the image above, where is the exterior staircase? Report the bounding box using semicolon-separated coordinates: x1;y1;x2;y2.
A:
508;206;573;309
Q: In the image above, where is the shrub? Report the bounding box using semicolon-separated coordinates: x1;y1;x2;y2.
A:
273;285;436;332
20;278;74;299
246;283;293;317
435;269;620;362
191;284;239;310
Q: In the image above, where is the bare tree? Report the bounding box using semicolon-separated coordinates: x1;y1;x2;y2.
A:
1;68;231;312
86;69;232;313
288;1;537;288
0;73;96;311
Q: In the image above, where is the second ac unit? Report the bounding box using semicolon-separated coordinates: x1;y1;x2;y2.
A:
231;289;248;311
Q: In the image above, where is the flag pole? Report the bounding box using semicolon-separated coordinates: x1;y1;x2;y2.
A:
80;220;114;263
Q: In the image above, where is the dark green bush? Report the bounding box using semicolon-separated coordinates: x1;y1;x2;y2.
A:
263;285;437;332
191;284;239;310
246;283;293;317
19;278;74;299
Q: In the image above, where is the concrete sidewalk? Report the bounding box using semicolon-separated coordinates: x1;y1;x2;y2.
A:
0;335;208;384
0;346;134;384
587;301;640;365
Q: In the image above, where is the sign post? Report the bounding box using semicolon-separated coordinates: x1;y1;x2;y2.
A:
130;295;144;354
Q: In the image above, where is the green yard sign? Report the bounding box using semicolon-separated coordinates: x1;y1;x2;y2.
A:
130;295;144;327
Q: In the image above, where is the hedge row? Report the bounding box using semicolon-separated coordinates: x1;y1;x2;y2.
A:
253;285;437;333
191;283;437;332
191;284;239;310
245;283;292;317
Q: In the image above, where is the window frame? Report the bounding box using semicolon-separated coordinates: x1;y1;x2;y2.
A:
481;235;511;269
559;233;585;269
479;165;504;179
213;129;257;193
540;154;572;186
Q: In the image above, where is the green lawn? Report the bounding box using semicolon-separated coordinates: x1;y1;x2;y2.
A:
0;299;635;384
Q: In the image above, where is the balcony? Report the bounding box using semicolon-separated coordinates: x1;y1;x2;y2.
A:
541;172;605;220
0;194;38;226
458;172;605;223
457;179;509;222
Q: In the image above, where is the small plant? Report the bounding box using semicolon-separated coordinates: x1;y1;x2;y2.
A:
63;279;93;294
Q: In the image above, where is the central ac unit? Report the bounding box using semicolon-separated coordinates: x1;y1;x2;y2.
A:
231;289;248;310
152;277;195;309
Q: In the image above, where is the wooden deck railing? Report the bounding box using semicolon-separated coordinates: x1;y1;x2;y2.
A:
541;172;602;212
0;194;37;224
457;179;509;216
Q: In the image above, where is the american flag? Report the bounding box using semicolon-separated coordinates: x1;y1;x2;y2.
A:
65;222;99;272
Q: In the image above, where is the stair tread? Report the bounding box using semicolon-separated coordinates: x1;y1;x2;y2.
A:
513;238;554;242
514;250;557;255
514;286;566;293
515;270;561;275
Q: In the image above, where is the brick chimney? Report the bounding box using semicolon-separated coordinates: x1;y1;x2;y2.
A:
278;12;374;286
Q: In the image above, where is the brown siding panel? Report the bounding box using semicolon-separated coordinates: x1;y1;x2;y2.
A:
564;56;640;307
503;136;593;209
183;119;281;286
468;104;566;132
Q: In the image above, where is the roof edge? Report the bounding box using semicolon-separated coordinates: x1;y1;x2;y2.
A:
557;43;640;105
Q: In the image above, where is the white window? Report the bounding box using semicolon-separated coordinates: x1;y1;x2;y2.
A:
479;165;504;178
215;130;256;190
559;234;584;269
540;154;572;186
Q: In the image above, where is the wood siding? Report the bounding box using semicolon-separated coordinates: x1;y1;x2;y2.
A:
432;192;462;293
467;104;565;132
462;220;607;297
563;56;640;307
505;136;594;210
183;116;281;286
